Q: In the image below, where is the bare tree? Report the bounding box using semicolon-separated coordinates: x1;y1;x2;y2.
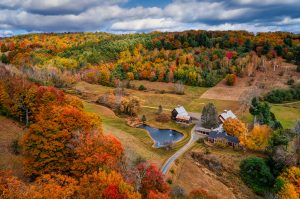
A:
174;81;184;95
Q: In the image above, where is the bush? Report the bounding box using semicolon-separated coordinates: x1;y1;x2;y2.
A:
171;185;185;197
155;113;170;123
225;74;237;86
166;178;173;184
240;157;274;194
138;84;146;91
287;79;295;85
297;65;300;72
264;84;300;103
10;139;21;155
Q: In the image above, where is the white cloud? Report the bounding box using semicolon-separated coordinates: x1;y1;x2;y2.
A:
0;0;299;34
111;18;180;31
0;0;128;14
0;30;14;37
235;0;298;5
278;17;300;25
164;1;250;22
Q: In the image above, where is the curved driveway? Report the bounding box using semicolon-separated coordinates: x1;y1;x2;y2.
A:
161;126;204;174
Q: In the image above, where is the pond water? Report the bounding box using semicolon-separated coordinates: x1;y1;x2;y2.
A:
138;124;184;148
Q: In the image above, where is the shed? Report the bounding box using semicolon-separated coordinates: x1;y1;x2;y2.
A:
171;106;191;123
219;110;237;123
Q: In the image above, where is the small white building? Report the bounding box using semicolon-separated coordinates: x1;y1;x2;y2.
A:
218;110;237;123
171;106;191;123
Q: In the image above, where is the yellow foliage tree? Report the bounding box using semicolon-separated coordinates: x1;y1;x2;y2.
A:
246;125;272;151
278;183;299;199
276;167;300;199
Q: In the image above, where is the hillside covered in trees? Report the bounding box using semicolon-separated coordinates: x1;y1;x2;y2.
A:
1;30;300;199
1;31;300;88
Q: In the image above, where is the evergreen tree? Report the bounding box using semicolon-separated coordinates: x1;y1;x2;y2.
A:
240;157;274;195
157;105;163;114
142;115;146;124
201;103;219;128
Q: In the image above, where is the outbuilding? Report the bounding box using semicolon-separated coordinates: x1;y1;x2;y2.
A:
171;106;192;124
218;110;237;123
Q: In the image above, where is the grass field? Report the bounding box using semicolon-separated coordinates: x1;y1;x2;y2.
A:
73;81;252;165
271;102;300;129
0;116;25;178
171;143;262;199
74;81;241;113
83;101;189;166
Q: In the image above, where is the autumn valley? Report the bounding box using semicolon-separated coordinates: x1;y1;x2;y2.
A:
0;29;300;199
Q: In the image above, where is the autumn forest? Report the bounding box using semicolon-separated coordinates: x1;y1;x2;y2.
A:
0;30;300;199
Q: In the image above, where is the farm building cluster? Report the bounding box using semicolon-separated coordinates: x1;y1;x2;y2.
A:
171;106;240;147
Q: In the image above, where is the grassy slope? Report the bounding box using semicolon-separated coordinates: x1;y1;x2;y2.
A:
0;116;25;178
271;102;300;129
171;143;262;199
83;102;176;166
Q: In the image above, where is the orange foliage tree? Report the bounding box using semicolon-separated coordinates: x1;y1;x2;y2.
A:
223;118;247;145
77;170;141;199
22;104;102;177
71;134;123;178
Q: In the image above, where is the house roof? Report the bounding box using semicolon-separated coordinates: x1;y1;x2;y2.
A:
219;110;237;121
176;115;191;121
195;126;211;132
208;131;239;144
175;106;189;117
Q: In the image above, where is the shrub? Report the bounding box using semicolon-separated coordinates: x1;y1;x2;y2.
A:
297;65;300;72
155;113;170;123
189;188;217;199
240;157;274;194
142;115;146;123
171;185;185;197
10;139;21;155
287;79;295;85
166;178;173;184
138;84;146;91
264;84;300;103
225;74;237;86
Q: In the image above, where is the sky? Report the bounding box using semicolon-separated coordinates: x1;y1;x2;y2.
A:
0;0;300;37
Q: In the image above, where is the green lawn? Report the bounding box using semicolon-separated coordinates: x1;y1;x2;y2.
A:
271;102;300;129
83;101;192;165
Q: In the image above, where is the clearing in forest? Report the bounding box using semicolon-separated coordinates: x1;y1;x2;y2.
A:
0;116;25;178
201;62;300;102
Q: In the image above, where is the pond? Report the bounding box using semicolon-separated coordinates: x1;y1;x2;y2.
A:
138;124;184;148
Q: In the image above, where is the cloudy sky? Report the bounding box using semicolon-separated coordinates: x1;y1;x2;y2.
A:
0;0;300;37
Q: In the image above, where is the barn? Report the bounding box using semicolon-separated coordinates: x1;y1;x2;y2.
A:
171;106;192;124
218;110;237;123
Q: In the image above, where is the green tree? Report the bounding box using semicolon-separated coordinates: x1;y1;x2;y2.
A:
201;103;219;129
142;115;146;124
240;157;274;194
0;54;9;64
157;105;163;114
268;129;289;150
